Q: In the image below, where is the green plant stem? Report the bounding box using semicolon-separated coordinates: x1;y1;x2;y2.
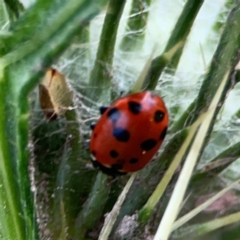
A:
192;140;240;184
184;4;240;128
88;0;126;102
74;172;111;240
120;0;151;51
53;109;97;239
144;0;204;89
170;99;196;133
164;0;204;68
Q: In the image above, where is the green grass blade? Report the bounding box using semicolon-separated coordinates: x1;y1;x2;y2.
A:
0;0;108;239
194;211;240;236
192;141;240;184
99;172;137;240
172;178;240;232
154;70;230;240
0;68;25;239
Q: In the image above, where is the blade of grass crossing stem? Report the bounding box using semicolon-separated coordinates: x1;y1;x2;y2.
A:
172;177;240;231
153;69;230;240
98;172;137;240
174;210;240;238
138;113;206;223
144;41;183;90
192;211;240;236
134;42;185;92
130;45;157;93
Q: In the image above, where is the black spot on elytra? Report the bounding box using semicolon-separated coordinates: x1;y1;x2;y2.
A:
100;106;108;115
113;128;130;142
94;133;97;138
107;107;121;123
140;139;157;151
128;101;142;114
110;150;119;158
129;158;138;164
154;110;164;122
90;123;95;130
91;150;96;156
159;127;167;140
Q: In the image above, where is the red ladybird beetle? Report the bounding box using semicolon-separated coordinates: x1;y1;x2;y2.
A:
90;91;168;176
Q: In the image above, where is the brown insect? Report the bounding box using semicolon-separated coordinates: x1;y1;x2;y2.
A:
39;68;73;120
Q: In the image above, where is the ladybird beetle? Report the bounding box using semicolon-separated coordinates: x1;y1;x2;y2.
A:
90;91;168;176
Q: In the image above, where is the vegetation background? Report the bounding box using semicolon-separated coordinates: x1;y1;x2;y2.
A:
1;0;240;239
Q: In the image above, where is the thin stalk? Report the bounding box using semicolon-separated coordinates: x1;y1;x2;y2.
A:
194;211;240;236
170;99;196;133
173;211;240;238
172;178;240;232
99;172;137;240
120;0;151;51
192;141;240;184
144;0;204;89
74;172;111;240
89;0;126;101
144;41;184;90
